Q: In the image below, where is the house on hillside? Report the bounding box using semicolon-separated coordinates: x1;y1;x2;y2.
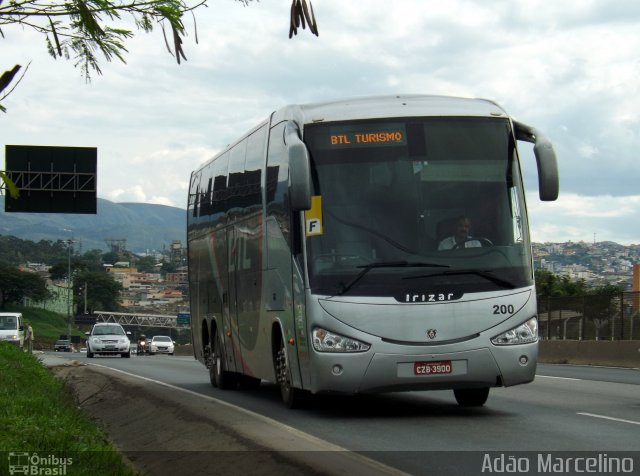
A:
26;280;72;315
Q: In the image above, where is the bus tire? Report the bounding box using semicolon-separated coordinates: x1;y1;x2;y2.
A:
275;337;304;408
453;387;490;407
210;331;234;390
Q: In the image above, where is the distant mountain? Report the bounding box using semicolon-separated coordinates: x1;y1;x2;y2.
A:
0;197;186;253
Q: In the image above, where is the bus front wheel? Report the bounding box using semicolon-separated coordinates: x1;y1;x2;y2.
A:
275;338;304;408
453;387;490;407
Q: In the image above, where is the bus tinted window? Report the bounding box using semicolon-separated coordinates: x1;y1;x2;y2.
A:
303;117;531;297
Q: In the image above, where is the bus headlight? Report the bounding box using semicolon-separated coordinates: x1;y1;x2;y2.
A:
312;328;370;353
491;317;538;345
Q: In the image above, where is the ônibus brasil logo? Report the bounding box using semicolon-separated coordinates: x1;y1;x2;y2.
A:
7;452;73;475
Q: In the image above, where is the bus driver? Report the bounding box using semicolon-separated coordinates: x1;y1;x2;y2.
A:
438;216;482;250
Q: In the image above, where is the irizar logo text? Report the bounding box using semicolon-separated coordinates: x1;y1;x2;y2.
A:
405;293;456;303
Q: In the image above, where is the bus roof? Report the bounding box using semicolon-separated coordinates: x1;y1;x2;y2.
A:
191;95;512;177
274;95;509;126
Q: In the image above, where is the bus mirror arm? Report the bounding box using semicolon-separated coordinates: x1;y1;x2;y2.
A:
514;121;559;202
286;122;312;210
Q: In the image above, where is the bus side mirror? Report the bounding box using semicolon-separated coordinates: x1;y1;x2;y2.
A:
514;121;559;201
285;122;312;211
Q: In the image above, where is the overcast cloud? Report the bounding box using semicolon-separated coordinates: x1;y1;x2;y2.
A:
2;0;640;244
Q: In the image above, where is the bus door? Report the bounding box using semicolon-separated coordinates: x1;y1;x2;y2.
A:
290;210;309;388
265;215;305;389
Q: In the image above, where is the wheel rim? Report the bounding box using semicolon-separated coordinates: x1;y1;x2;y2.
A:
215;353;222;376
276;344;291;397
213;335;223;382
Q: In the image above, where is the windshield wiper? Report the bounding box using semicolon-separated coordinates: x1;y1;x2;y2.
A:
403;269;518;289
338;261;449;295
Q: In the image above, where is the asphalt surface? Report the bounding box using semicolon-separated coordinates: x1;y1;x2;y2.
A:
36;351;640;476
38;351;407;476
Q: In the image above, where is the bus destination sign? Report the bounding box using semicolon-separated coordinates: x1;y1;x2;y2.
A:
322;124;407;149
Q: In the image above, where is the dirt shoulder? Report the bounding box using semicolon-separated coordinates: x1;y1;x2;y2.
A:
48;360;402;476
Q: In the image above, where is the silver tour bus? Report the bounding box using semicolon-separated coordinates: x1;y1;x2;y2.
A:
187;95;558;408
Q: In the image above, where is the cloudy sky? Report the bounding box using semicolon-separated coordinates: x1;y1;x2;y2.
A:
2;0;640;244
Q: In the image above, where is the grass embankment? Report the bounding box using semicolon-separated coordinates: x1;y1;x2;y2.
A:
0;343;136;475
3;304;88;349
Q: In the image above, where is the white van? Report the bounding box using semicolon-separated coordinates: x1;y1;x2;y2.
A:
0;312;25;348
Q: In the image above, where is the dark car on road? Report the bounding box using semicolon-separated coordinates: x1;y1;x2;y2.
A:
54;339;73;352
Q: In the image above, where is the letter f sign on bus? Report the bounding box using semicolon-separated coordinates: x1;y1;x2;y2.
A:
305;195;324;236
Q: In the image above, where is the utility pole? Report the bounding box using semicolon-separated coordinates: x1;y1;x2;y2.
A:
63;229;75;341
83;281;88;314
66;239;72;340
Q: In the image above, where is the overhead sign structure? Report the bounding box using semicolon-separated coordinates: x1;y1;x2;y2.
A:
74;314;97;325
3;145;97;214
177;313;191;325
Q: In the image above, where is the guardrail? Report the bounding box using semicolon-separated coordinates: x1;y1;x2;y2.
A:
539;340;640;368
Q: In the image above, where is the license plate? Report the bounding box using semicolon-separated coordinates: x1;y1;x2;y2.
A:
105;345;115;349
414;360;452;375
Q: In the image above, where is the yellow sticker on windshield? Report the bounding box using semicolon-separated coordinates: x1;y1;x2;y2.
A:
305;195;323;236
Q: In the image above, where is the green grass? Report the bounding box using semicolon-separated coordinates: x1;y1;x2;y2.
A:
0;343;137;475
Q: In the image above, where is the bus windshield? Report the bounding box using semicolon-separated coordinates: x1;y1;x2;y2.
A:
303;117;533;298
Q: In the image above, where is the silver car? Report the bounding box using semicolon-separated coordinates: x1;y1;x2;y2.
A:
85;323;131;358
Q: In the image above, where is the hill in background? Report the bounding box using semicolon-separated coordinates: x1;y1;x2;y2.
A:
0;197;186;253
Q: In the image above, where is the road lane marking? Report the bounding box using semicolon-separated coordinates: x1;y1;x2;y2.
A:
577;412;640;426
536;375;581;381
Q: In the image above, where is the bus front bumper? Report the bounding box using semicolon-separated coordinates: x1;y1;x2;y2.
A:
307;343;538;395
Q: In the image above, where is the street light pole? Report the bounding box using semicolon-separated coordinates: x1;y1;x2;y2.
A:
84;281;88;314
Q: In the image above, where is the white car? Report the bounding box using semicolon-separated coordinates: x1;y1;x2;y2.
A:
149;335;175;355
85;323;131;358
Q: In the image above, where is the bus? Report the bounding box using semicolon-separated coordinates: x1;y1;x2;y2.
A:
187;95;558;408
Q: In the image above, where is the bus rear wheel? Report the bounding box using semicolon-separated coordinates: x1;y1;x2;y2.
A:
275;338;304;408
453;387;490;407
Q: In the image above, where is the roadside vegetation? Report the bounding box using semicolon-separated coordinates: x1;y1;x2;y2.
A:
0;343;137;475
3;305;87;349
534;269;623;299
0;235;182;316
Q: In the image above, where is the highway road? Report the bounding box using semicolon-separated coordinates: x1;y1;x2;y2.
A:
47;351;640;474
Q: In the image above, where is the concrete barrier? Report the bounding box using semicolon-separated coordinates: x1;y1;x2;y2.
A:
173;344;195;357
539;340;640;368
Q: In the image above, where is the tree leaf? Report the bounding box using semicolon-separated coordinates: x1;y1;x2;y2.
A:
1;172;20;199
0;65;21;96
48;16;63;57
